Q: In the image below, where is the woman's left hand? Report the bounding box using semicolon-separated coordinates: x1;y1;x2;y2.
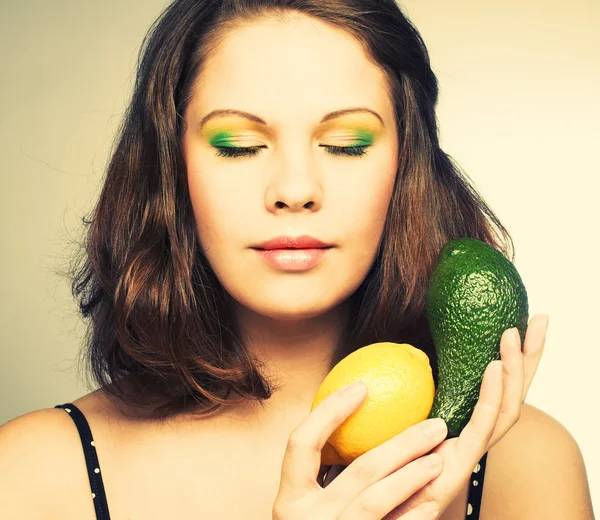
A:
322;314;549;518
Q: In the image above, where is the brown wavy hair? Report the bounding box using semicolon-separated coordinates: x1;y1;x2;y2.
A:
64;0;514;421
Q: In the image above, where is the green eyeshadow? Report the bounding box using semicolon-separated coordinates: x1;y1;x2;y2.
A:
207;127;377;147
208;130;239;147
350;128;375;145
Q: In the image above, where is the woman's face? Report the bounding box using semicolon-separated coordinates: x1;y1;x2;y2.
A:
181;14;398;321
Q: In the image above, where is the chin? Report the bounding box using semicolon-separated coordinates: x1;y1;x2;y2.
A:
218;263;369;321
227;283;355;322
243;296;342;321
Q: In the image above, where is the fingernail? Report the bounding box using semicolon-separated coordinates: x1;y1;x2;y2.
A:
425;453;442;467
344;380;367;396
422;418;447;438
424;502;439;515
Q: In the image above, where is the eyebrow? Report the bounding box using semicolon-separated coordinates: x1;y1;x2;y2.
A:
198;107;384;129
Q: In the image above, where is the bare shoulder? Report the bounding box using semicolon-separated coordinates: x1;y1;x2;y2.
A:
0;396;99;519
483;402;594;519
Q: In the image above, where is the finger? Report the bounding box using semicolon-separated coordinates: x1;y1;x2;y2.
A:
499;328;525;421
387;501;439;520
522;314;549;401
279;380;368;499
454;360;503;476
323;417;447;513
486;328;524;450
338;454;443;520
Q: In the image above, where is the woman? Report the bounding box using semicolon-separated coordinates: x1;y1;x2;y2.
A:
0;0;593;518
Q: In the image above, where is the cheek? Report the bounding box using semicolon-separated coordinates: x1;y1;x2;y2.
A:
186;166;246;250
340;167;396;252
187;172;215;247
362;181;394;232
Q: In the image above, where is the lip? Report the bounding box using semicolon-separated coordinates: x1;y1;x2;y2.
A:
253;247;331;271
251;235;333;250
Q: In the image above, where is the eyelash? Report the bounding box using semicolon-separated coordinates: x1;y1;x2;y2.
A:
214;144;370;158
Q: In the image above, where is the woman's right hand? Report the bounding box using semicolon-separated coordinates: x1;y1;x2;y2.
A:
272;359;504;520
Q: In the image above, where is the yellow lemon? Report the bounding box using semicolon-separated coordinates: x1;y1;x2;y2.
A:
311;342;435;466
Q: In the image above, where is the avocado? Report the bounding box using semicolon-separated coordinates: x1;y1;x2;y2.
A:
425;237;528;438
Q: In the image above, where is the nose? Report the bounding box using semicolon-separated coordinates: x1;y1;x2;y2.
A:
265;152;324;212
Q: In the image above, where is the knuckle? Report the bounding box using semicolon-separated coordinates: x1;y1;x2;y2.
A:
286;431;317;456
354;497;377;517
349;459;378;482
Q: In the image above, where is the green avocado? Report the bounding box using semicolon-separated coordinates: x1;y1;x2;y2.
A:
425;237;528;438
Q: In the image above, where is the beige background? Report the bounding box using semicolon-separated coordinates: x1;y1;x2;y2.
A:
1;0;598;513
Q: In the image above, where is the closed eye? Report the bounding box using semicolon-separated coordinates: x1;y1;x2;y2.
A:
213;145;370;158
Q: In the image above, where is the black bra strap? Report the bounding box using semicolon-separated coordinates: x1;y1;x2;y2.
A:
466;451;488;518
55;403;111;520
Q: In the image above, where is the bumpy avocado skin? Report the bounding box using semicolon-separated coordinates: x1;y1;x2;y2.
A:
426;237;528;438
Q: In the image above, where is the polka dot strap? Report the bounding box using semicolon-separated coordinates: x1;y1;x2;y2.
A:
55;403;111;520
465;451;488;518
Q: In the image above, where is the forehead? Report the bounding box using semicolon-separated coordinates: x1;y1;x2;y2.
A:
190;15;392;125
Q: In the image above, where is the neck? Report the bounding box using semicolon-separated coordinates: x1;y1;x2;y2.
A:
232;298;352;415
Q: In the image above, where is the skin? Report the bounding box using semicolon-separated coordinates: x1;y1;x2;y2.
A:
181;13;399;422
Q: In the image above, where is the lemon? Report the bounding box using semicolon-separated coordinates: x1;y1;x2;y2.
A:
311;342;435;466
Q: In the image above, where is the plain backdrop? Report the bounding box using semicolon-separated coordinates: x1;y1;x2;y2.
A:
1;0;598;513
